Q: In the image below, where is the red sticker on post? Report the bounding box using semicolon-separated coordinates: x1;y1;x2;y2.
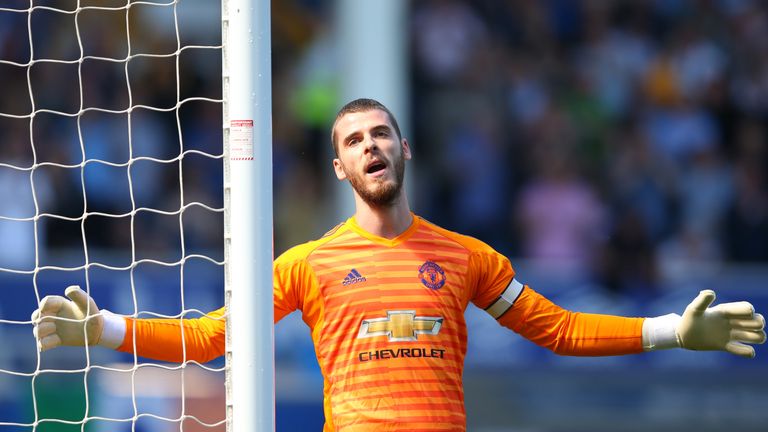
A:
230;119;254;160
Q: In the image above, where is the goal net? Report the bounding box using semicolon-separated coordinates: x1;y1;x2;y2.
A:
0;0;272;431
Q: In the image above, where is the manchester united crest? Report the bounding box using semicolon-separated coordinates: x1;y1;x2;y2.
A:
418;261;446;290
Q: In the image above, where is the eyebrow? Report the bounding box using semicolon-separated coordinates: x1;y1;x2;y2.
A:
370;125;392;135
341;130;362;146
341;124;392;146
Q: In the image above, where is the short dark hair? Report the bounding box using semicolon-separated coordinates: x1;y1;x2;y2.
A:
331;98;403;155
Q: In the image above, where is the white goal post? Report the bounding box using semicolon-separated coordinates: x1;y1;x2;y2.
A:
223;0;275;431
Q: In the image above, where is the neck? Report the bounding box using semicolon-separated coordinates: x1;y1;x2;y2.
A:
353;191;413;239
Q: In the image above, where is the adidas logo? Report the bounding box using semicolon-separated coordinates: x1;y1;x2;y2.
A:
343;269;367;286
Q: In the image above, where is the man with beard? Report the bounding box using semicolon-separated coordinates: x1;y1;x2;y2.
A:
32;98;766;431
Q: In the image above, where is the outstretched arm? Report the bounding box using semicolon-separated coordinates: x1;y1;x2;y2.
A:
496;285;765;358
496;285;645;356
116;308;226;363
31;285;227;363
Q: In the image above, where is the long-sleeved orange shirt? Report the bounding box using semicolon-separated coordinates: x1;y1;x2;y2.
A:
118;215;644;431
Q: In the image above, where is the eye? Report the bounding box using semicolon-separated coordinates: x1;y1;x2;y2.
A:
375;129;389;137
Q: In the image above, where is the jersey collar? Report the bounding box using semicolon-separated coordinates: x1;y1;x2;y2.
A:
346;213;420;247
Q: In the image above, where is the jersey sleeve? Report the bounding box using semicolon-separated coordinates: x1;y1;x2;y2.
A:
462;241;517;310
460;235;644;356
497;286;645;356
115;244;320;363
117;307;226;363
273;246;320;324
274;256;307;322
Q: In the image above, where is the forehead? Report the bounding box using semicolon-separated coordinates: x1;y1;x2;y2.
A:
334;109;392;137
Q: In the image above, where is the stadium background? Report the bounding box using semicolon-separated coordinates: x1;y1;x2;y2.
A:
1;0;767;431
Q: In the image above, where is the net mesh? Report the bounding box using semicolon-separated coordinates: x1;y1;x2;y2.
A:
0;1;225;430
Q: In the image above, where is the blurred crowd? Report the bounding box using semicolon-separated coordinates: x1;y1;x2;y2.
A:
277;0;768;299
411;0;768;298
407;0;764;298
1;0;768;301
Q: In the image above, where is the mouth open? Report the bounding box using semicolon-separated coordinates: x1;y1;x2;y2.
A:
366;161;387;175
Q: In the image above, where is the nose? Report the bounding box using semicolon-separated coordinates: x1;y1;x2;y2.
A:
363;134;378;153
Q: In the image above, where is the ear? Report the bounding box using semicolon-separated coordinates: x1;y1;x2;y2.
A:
333;158;347;181
402;139;412;160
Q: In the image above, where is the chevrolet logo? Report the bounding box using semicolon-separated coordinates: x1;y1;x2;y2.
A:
357;310;443;342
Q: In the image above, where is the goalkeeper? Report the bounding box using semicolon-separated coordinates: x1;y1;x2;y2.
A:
32;99;766;431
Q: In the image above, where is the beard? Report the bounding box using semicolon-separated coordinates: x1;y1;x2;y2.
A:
345;151;406;208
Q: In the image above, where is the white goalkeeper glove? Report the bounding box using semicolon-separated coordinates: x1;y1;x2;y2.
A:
644;290;766;358
31;285;125;352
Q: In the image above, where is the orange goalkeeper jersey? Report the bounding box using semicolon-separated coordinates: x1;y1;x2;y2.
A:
118;215;644;431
